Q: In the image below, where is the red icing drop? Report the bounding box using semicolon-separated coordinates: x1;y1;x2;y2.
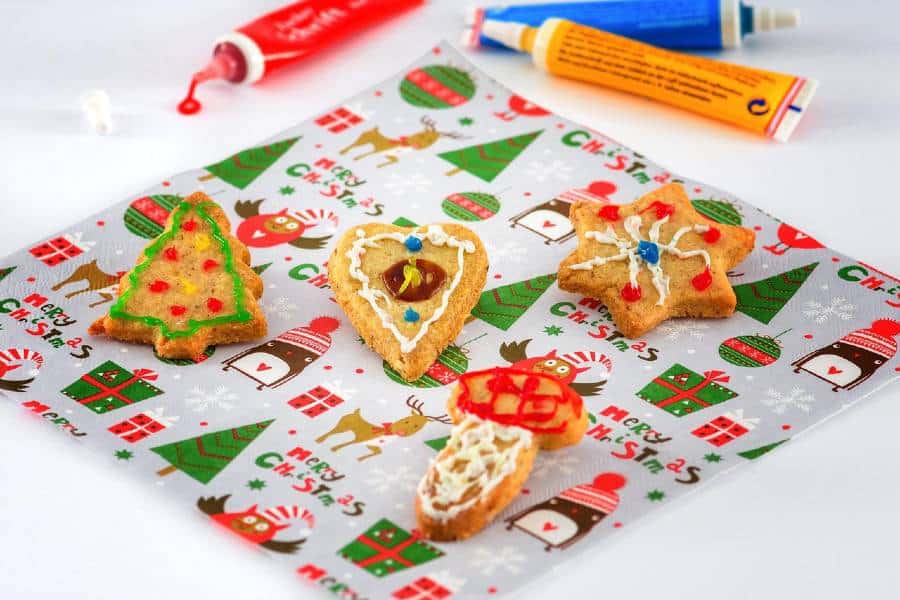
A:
621;283;642;302
164;247;178;261
206;298;223;313
181;219;197;231
692;267;713;291
598;205;620;221
177;77;202;116
703;227;721;243
642;201;675;219
170;305;187;316
149;280;169;293
202;259;219;271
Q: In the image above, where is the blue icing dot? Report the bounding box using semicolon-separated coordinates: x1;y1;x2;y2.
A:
404;308;420;322
404;236;423;252
637;240;660;265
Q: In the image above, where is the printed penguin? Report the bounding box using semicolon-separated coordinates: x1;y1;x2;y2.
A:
234;199;338;249
506;472;625;551
792;319;900;391
197;494;313;554
222;317;340;389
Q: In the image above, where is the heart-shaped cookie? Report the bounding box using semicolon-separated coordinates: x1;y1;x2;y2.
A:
329;223;488;381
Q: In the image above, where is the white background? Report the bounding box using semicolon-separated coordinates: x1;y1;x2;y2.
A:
2;0;899;598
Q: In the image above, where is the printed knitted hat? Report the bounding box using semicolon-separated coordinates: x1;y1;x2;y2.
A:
558;472;626;514
277;317;340;356
839;319;900;359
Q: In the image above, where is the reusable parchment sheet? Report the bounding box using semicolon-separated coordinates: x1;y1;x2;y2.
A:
1;43;898;600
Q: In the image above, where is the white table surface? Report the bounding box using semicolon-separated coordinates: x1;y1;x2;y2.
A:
2;1;898;598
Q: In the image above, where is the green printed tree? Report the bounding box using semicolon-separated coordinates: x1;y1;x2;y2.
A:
152;419;274;483
733;262;818;324
202;136;300;189
439;130;543;183
738;439;788;460
470;273;557;331
0;266;16;284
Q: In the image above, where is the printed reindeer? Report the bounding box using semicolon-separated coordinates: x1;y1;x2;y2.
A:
51;260;123;307
315;395;451;461
339;115;466;168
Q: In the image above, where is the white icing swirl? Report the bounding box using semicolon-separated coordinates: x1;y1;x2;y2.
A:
346;225;475;353
417;416;532;522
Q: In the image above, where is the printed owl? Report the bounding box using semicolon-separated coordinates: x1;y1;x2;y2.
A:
197;494;313;554
499;339;610;396
234;199;338;249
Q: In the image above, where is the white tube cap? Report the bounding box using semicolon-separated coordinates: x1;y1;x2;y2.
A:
481;19;529;51
754;8;800;32
81;89;112;135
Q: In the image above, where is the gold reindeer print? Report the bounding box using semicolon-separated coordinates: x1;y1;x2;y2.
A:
315;396;451;461
51;259;123;307
339;116;467;168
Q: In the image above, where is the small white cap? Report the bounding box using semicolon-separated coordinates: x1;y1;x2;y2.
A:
81;89;112;135
754;8;800;32
481;19;529;51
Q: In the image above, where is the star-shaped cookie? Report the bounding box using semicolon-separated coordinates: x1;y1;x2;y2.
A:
558;183;755;338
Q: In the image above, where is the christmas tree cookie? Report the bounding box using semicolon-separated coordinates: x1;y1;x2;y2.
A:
416;367;586;541
89;192;267;359
558;183;756;338
328;223;488;381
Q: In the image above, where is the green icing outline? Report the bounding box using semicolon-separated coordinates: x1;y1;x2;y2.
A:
109;201;251;338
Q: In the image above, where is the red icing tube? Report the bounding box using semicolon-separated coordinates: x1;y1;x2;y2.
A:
178;0;423;115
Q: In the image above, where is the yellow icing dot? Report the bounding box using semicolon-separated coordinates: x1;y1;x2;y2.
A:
194;233;211;251
179;277;198;295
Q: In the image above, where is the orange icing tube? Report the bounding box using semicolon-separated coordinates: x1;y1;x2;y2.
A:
483;18;816;142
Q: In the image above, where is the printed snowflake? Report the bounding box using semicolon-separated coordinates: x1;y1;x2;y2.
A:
803;297;855;324
646;490;665;501
659;321;709;341
263;296;299;320
114;449;133;461
530;451;579;479
279;185;295;195
383;172;432;196
469;546;527;576
484;240;528;264
524;159;573;183
703;453;722;463
363;465;420;494
185;385;238;413
246;478;267;491
763;386;815;414
543;325;564;336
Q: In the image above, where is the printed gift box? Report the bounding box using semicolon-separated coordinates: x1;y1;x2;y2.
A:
392;572;464;599
29;233;94;267
61;360;164;414
315;104;369;133
338;518;444;578
691;410;759;447
108;408;178;443
637;364;738;417
288;382;352;418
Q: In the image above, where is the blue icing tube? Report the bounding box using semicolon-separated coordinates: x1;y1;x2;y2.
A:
463;0;799;50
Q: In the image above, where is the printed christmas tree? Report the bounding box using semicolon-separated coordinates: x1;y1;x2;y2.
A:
733;262;818;324
152;419;274;483
470;273;557;330
0;266;15;284
106;196;263;357
439;130;543;183
202;136;300;189
737;439;788;460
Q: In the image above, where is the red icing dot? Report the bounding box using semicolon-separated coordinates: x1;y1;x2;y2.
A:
693;187;702;193
703;227;721;243
621;283;642;302
488;587;498;594
521;488;530;495
181;219;197;232
206;297;223;313
149;280;169;293
556;122;565;129
599;205;620;221
96;220;105;227
284;256;293;262
692;267;713;291
170;305;187;316
432;46;441;55
486;94;494;100
374;90;383;97
164;247;178;261
202;259;219;271
895;366;900;372
782;424;792;431
355;368;364;374
524;192;532;197
804;334;813;339
643;201;674;219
